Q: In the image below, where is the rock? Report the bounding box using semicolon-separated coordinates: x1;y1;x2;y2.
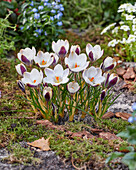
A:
123;67;135;80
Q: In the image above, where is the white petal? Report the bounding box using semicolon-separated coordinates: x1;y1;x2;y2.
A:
54;64;63;77
63;68;69;77
45;68;54;77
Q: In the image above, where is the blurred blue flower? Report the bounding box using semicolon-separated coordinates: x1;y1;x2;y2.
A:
128;117;134;123
34;13;40;19
35;29;43;34
44;31;47;36
60;7;64;11
54;5;60;10
30;1;34;6
38;6;44;10
20;26;24;30
50;16;54;21
52;2;56;5
57;21;62;26
32;8;38;13
54;12;63;20
44;0;48;2
132;102;136;111
45;42;49;45
51;9;56;13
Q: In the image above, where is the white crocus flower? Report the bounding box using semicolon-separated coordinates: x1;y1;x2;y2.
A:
67;81;80;94
120;25;130;31
119;21;124;25
43;64;69;86
86;44;103;61
126;34;136;43
52;39;69;57
103;72;119;88
15;63;27;76
101;23;116;35
108;39;119;47
17;47;36;65
65;52;89;72
43;86;53;101
50;53;59;65
83;66;105;86
34;51;53;68
22;69;43;87
101;57;116;72
70;45;81;55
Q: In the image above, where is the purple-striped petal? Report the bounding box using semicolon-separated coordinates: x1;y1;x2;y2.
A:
21;55;31;65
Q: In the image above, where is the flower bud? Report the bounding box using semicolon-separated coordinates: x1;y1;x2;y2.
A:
67;81;80;94
17;80;25;93
15;63;27;76
43;86;52;102
100;89;106;102
70;45;81;55
101;57;116;72
108;73;119;88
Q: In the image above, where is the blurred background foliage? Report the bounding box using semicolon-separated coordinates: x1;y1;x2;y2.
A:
0;0;136;56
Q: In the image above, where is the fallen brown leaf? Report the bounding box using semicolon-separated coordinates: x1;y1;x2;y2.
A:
116;67;126;76
123;67;135;80
27;137;50;151
115;112;132;120
101;112;115;119
99;132;122;141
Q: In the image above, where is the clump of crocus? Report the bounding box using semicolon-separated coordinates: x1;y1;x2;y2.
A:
16;39;119;122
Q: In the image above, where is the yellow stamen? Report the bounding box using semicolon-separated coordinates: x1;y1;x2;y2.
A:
42;60;47;65
89;77;94;82
75;63;79;68
34;80;36;83
55;76;59;83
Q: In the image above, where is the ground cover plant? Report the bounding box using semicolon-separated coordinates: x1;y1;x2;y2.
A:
101;2;136;62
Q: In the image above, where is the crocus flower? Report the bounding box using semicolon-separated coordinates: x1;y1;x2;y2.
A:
52;39;69;57
43;64;69;86
22;69;43;87
86;44;103;61
15;63;27;76
17;80;26;93
120;25;130;31
43;86;53;102
67;81;80;94
34;51;53;68
65;52;89;72
101;57;116;72
104;73;119;88
70;45;81;55
83;66;105;86
17;47;36;66
50;53;59;65
128;116;136;123
100;89;106;101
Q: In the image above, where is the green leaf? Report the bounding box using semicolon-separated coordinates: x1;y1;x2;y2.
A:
2;1;14;10
117;131;129;139
105;152;124;164
122;152;136;170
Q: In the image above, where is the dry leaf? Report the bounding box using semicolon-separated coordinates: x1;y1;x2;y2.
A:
123;67;135;80
101;112;115;119
116;67;126;76
115;112;132;120
27;137;50;151
99;132;122;141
